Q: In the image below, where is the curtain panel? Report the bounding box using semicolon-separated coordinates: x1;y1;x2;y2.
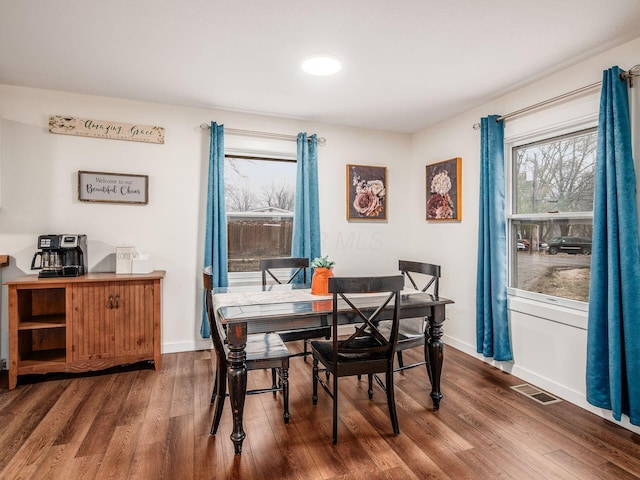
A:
291;133;321;273
201;122;229;338
476;115;513;361
586;66;640;425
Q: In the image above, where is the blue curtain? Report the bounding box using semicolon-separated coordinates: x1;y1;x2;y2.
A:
291;133;321;274
476;115;513;361
586;66;640;426
201;122;228;338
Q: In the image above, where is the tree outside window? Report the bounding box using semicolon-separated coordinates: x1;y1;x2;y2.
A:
510;128;597;303
224;157;296;272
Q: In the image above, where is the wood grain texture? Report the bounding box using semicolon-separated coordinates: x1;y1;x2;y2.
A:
6;272;163;389
72;282;114;361
1;344;640;479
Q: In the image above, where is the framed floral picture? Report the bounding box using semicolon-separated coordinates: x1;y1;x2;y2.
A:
347;164;387;220
426;157;462;220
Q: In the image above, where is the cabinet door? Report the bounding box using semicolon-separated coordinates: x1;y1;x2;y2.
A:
114;281;154;357
71;283;114;361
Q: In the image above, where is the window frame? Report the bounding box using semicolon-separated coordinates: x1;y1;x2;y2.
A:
223;153;298;285
505;118;598;312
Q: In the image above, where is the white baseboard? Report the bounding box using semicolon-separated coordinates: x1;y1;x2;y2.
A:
162;339;211;354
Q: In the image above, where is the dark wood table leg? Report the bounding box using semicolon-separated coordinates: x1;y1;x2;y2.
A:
226;323;248;454
426;304;446;410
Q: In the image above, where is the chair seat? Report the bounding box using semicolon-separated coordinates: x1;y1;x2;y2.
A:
377;318;425;349
376;318;426;372
225;333;291;364
278;326;331;343
311;336;388;364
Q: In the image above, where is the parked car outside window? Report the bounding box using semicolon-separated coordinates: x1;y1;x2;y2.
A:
546;236;592;255
509;127;596;303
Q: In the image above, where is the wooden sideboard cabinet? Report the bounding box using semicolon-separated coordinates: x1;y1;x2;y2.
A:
5;271;164;390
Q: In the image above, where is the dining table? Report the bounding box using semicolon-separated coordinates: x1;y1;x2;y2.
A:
212;282;454;454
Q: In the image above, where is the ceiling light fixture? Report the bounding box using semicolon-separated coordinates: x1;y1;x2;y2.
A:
301;55;341;76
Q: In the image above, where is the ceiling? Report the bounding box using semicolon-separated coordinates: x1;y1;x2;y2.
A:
1;1;640;133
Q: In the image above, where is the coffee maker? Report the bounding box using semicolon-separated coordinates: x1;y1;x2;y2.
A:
31;234;88;278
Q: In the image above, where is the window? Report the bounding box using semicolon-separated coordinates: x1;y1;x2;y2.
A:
224;156;297;273
509;127;597;304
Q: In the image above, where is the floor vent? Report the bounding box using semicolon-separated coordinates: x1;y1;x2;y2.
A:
510;384;562;405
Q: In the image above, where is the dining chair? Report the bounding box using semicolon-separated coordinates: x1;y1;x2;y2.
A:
396;260;441;372
203;267;291;435
259;257;331;360
374;260;441;376
311;274;404;444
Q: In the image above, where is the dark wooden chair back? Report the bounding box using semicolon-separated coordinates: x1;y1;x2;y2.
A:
203;266;227;362
329;275;405;368
399;260;440;298
260;257;308;285
388;260;442;373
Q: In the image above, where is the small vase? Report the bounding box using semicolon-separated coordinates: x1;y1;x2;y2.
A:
311;267;334;295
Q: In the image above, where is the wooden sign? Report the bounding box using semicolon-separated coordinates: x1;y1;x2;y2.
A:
49;115;164;144
78;171;148;204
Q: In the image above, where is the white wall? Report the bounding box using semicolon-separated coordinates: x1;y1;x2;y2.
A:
410;35;640;433
0;87;411;357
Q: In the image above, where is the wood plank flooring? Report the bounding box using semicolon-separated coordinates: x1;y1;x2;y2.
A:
1;344;640;479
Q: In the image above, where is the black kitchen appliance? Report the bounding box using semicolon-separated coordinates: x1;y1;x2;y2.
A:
31;234;88;278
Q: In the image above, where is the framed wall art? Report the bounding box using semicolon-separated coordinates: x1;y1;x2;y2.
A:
426;157;461;220
78;171;149;205
347;164;387;220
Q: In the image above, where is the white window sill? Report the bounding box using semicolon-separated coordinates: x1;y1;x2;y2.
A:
507;289;588;330
228;271;262;287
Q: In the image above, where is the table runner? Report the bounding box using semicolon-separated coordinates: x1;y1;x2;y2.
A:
212;287;426;311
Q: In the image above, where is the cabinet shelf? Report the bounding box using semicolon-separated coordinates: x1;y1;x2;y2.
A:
18;348;67;369
18;315;67;330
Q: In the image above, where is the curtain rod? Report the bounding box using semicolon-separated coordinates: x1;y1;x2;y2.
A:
199;123;327;145
472;64;640;130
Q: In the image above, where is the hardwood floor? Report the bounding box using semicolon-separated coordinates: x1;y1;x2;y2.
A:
1;344;639;479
